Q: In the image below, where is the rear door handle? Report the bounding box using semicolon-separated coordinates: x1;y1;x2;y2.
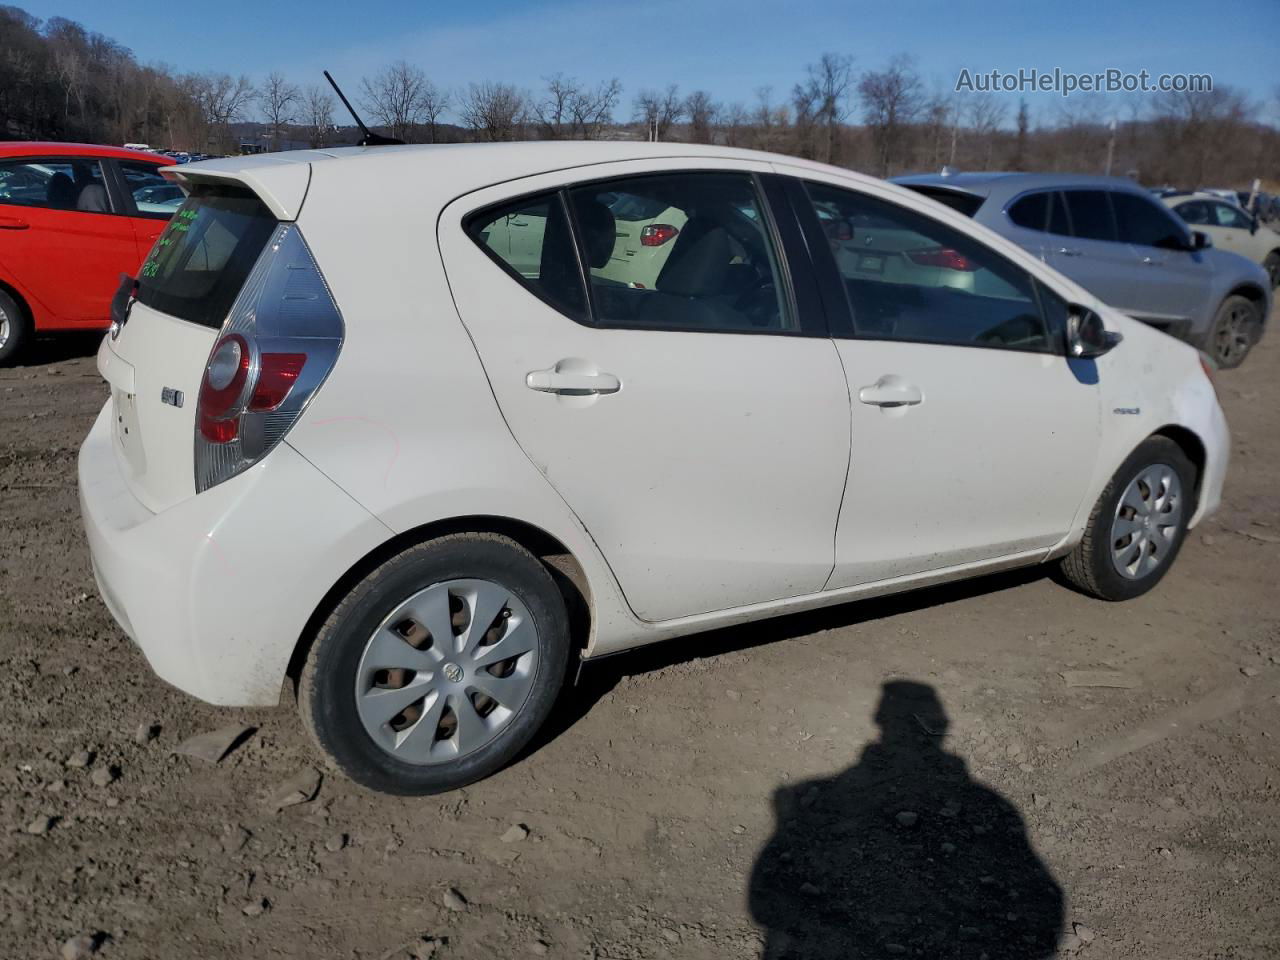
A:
526;368;621;395
1141;256;1161;265
0;216;29;230
858;379;923;407
1057;247;1082;257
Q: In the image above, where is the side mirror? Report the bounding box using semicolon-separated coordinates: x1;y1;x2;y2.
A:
1192;230;1213;250
1249;217;1259;235
1065;305;1123;358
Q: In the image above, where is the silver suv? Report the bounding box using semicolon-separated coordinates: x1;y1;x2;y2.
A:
895;172;1273;368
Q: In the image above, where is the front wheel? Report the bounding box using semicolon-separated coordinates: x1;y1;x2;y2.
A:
0;288;29;364
1202;294;1260;369
1060;437;1195;601
299;533;571;795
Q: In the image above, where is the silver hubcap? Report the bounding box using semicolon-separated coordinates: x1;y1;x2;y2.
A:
1110;464;1183;580
0;306;9;350
1213;304;1253;365
355;578;539;765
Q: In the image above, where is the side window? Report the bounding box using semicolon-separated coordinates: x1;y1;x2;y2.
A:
1007;192;1048;231
0;158;109;213
465;192;588;324
1047;191;1071;236
118;161;183;217
1175;201;1211;226
567;172;793;332
802;181;1050;352
1211;203;1250;229
1111;192;1189;249
1064;191;1117;242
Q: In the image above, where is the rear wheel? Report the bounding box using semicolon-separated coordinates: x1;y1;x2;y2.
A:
0;289;29;364
1202;294;1259;369
299;533;571;795
1060;436;1195;601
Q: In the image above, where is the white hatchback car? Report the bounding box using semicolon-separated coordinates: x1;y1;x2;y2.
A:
79;143;1228;795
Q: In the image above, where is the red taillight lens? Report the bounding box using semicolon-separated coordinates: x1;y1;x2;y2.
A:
249;353;307;411
640;223;679;246
905;247;978;271
198;334;250;443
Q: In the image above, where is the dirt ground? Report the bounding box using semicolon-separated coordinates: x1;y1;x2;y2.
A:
1;311;1278;960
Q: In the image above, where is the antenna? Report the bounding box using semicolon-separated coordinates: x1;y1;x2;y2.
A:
323;70;405;146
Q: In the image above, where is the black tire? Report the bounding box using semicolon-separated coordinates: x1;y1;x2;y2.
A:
1201;294;1260;369
299;533;571;795
1264;251;1280;289
0;288;29;364
1060;436;1195;601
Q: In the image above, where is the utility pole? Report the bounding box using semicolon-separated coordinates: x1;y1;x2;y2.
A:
1104;117;1117;176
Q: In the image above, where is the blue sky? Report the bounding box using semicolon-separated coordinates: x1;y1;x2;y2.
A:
22;0;1280;127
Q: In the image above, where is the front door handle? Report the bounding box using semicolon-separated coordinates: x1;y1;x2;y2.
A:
526;368;621;395
1057;247;1082;257
1141;256;1161;265
859;379;923;407
0;216;29;230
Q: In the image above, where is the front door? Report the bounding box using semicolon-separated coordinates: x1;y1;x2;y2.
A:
790;176;1101;588
440;162;851;622
0;155;136;323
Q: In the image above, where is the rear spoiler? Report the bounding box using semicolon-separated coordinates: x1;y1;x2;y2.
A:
160;160;313;221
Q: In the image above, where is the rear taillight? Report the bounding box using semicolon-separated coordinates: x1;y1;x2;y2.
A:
194;225;342;493
905;247;978;271
640;223;679;246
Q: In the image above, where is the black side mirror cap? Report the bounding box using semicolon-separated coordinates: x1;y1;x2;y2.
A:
1066;305;1123;359
1192;230;1212;250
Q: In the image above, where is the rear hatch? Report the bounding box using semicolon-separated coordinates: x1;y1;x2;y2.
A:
100;182;279;512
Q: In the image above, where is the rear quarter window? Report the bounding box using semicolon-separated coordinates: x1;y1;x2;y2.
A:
135;183;277;328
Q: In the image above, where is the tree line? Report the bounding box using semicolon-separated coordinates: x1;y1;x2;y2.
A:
3;5;1278;188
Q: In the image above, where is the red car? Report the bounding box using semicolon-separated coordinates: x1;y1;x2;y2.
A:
0;143;179;362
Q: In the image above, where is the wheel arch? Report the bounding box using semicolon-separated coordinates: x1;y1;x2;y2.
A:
1150;424;1206;499
0;276;33;325
284;514;594;693
1225;282;1268;322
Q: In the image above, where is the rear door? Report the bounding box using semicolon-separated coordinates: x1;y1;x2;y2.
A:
100;182;278;512
440;161;851;623
110;159;182;259
0;155;136;323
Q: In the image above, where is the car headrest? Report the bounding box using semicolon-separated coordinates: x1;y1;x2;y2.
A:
47;173;77;209
657;224;731;298
76;183;110;213
575;199;616;269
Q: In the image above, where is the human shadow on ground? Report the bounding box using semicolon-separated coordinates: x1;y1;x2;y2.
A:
748;681;1063;959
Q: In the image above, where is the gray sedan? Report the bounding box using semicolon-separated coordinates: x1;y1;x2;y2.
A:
893;172;1272;368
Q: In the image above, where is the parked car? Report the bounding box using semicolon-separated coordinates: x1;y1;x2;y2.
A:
0;142;177;362
894;172;1272;368
81;143;1228;795
1164;192;1280;288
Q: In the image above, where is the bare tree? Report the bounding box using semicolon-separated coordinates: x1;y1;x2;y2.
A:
793;53;853;163
191;72;254;151
459;81;526;141
360;60;433;141
569;78;620;140
684;90;718;144
857;54;923;175
533;73;578;139
633;85;683;140
1010;98;1030;170
419;81;450;143
257;71;299;150
966;95;1007;169
302;84;335;147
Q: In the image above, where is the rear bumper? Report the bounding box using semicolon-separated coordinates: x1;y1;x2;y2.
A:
78;401;391;706
1190;396;1230;527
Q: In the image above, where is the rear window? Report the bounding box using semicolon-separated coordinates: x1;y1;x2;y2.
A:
135;183;277;328
902;186;984;218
